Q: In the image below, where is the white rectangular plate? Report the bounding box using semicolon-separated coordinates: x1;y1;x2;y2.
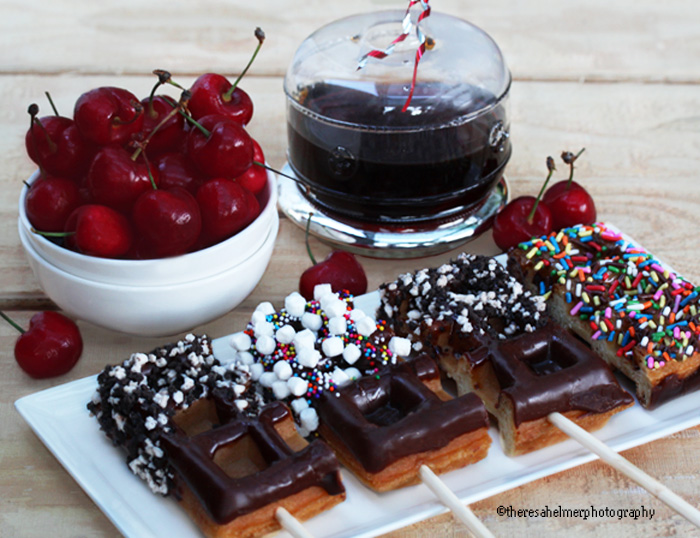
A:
15;250;700;538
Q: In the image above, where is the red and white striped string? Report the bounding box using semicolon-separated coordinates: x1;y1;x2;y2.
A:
357;0;432;112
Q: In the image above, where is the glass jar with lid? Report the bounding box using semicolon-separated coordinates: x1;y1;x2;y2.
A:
281;9;511;256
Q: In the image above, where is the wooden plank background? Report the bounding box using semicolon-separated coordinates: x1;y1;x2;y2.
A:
1;0;699;536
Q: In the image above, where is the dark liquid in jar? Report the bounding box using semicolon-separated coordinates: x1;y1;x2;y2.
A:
286;81;510;222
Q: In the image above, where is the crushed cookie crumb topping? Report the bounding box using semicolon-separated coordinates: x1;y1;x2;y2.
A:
378;253;546;342
87;334;262;496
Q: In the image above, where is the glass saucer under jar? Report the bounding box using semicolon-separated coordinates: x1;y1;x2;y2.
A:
281;9;512;257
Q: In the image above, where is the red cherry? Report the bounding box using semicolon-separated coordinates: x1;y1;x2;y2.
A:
154;152;203;194
542;180;597;229
492;196;553;250
121;237;154;260
186;115;254;179
242;185;261;224
87;146;159;213
187;28;265;125
25;176;82;232
188;73;254;126
10;311;83;378
196;178;256;244
492;155;558;250
299;251;368;301
132;187;202;258
25;113;92;177
74;87;144;146
251;138;264;162
139;95;187;155
63;204;133;258
234;139;267;194
76;173;93;204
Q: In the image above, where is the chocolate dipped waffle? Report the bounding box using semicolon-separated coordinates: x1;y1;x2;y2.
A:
378;253;633;456
88;334;345;538
316;354;491;491
508;223;700;409
224;286;491;491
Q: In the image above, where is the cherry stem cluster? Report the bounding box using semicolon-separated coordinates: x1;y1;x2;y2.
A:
0;311;25;334
131;90;192;189
225;27;265;100
147;70;186;116
527;156;556;224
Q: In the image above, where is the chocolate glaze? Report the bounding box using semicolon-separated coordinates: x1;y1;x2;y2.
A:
472;323;633;425
160;400;344;525
316;356;488;473
378;253;632;428
648;367;700;409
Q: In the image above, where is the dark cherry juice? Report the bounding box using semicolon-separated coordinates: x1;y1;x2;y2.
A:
286;81;510;223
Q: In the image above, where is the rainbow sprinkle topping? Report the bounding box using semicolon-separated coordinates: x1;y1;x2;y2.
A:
516;223;700;370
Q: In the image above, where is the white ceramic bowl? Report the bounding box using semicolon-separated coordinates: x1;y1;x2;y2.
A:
18;170;277;286
18;213;279;337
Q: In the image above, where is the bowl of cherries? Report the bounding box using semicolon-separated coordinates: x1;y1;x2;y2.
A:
18;35;279;337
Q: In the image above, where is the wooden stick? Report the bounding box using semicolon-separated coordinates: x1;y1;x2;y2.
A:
548;412;700;527
275;507;315;538
419;465;495;538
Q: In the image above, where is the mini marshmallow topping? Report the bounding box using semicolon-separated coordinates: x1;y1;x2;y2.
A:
228;289;398;431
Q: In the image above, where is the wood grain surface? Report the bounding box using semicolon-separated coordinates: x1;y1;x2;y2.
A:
1;0;699;537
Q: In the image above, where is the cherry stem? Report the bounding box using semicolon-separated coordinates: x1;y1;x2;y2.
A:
563;147;586;188
167;80;186;91
0;311;25;334
31;227;75;238
160;96;210;137
304;214;317;265
28;104;57;156
180;111;211;137
155;69;186;90
113;101;143;126
146;78;162;116
144;151;157;190
28;104;50;178
147;70;186;116
225;27;265;100
45;91;59;116
527;156;556;224
252;160;303;185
